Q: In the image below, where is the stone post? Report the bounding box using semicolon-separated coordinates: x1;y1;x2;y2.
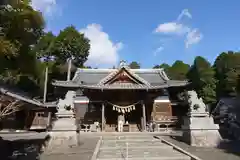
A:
102;103;105;132
142;101;147;131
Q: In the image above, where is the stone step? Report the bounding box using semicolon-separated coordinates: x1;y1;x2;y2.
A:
101;140;165;143
97;136;191;160
97;149;190;160
97;157;190;160
102;138;158;141
100;145;173;150
102;136;155;140
100;142;169;148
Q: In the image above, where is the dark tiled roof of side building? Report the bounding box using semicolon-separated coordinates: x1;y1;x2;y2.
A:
0;86;57;107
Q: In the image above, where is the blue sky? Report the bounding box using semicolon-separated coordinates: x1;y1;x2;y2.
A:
31;0;240;68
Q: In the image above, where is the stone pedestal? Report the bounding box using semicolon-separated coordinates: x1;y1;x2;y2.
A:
182;114;222;147
46;109;79;152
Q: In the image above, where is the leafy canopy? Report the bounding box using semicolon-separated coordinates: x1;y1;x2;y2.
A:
51;26;90;67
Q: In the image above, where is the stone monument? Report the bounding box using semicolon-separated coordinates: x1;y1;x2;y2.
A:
182;91;222;147
46;91;78;152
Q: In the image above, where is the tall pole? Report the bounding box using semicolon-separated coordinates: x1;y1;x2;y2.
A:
43;66;48;104
67;58;72;81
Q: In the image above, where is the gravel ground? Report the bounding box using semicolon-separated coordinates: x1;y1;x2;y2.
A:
40;136;99;160
163;136;240;160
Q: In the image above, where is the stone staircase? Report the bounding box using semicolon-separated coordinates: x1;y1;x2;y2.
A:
105;124;140;132
94;136;191;160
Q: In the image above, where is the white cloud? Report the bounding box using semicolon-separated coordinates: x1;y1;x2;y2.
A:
31;0;59;16
153;46;164;56
155;22;190;35
154;9;202;49
80;24;123;68
177;9;192;21
185;29;203;48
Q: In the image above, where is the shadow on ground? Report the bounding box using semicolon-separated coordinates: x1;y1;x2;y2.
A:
217;140;240;156
0;135;49;160
169;135;240;160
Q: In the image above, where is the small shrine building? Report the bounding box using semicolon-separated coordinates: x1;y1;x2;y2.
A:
52;61;190;132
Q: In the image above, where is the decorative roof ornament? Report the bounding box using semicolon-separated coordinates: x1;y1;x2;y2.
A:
119;60;127;68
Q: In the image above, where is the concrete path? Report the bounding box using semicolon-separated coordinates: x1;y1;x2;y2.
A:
92;135;192;160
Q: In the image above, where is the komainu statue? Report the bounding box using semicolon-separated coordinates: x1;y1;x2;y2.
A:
57;91;76;111
182;90;221;147
185;90;208;116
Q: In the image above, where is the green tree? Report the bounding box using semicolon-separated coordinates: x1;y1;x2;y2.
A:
153;65;161;69
33;32;56;61
52;26;90;67
153;63;171;77
214;51;240;98
0;0;44;74
168;60;189;80
129;61;140;69
0;0;44;94
237;75;240;94
187;56;216;104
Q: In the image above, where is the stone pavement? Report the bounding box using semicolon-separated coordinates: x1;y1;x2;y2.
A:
41;135;99;160
162;136;240;160
39;133;240;160
93;135;192;160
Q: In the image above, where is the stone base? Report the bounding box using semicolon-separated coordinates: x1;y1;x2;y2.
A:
182;130;221;147
182;116;219;130
45;116;79;153
45;131;80;153
52;117;76;131
187;112;209;117
182;116;222;147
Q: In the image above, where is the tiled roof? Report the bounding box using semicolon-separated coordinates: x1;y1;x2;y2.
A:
52;80;189;89
52;80;79;87
80;83;167;90
52;67;189;89
0;87;57;107
71;68;169;85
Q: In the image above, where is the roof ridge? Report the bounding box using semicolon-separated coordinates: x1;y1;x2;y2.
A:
97;66;151;86
75;68;164;72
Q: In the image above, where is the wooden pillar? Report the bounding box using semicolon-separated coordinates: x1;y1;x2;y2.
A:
142;101;147;131
101;103;105;131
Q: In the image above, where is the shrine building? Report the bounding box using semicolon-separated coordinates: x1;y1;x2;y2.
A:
52;61;190;132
